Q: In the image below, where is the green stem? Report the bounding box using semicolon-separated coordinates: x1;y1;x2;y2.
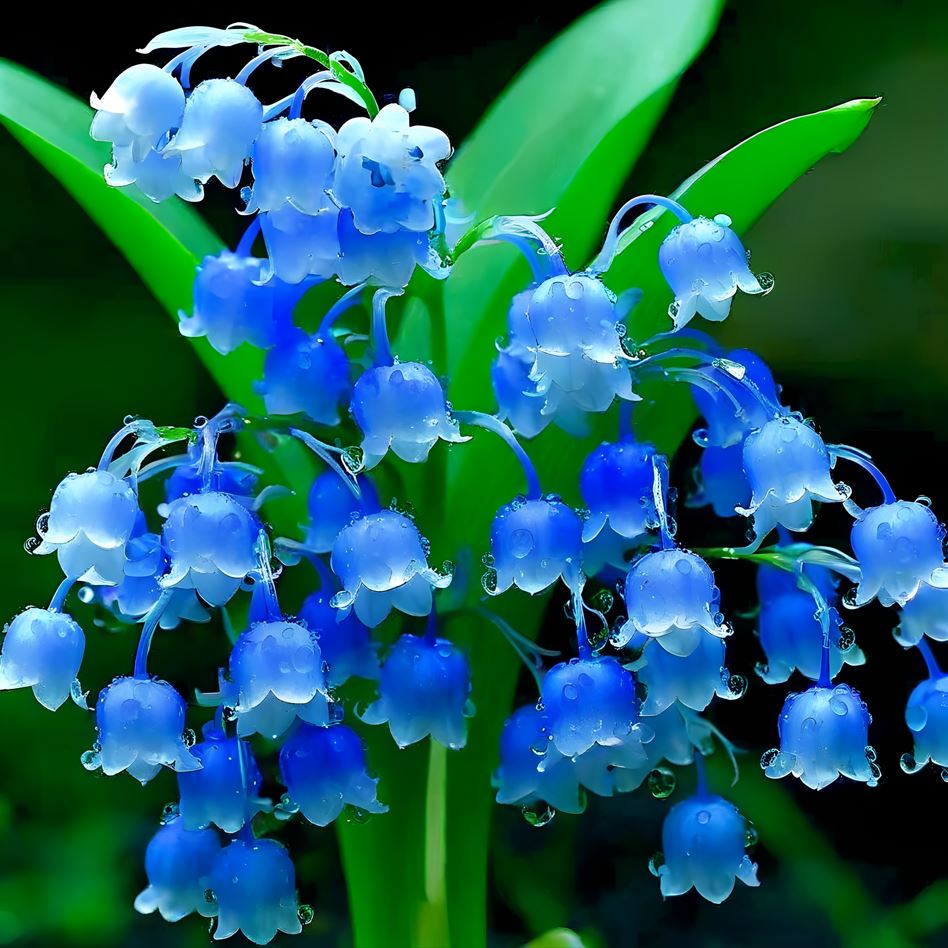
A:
418;740;450;947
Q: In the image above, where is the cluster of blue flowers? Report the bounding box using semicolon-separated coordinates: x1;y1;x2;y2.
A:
8;23;948;939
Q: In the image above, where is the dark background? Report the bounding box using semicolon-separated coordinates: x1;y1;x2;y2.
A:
2;2;948;945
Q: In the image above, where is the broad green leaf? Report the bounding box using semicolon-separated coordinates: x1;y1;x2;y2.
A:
436;96;878;948
0;60;260;405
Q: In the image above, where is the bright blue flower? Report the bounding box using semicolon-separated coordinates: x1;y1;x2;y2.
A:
740;417;847;541
91;64;185;159
279;722;387;825
362;633;471;749
762;683;878;790
164;444;259;503
493;705;585;814
178;721;269;833
580;439;656;544
691;348;779;448
334;209;431;288
616;549;728;657
655;791;759;902
491;346;549;439
256;327;351;424
304;471;368;555
93;675;201;784
631;630;730;715
510;275;635;429
489;496;583;595
642;704;697;768
330;510;451;627
756;564;858;684
0;607;85;710
134;817;220;922
896;584;948;647
246;117;336;215
209;838;302;944
351;361;465;468
659;214;770;329
36;470;139;585
178;251;279;355
105;145;203;203
161;492;260;606
692;443;750;518
850;500;946;607
228;618;330;739
540;656;638;759
259;202;340;284
904;670;948;774
332;103;450;234
298;590;378;687
568;730;652;797
165;79;263;188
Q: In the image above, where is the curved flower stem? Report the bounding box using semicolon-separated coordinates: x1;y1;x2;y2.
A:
469;607;559;691
572;589;592;660
98;419;151;471
588;194;693;275
448;215;567;279
370;288;401;366
163;46;210;89
794;568;833;687
242;29;380;116
289;429;363;501
133;589;174;678
252;531;283;622
677;705;741;787
828;444;896;506
917;639;941;679
651;454;675;550
698;543;863;584
47;577;75;613
235;46;298;85
236;216;262;257
693;748;709;796
318;283;368;336
453;412;541;500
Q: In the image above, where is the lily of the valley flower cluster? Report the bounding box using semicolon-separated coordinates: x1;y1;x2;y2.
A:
6;23;946;941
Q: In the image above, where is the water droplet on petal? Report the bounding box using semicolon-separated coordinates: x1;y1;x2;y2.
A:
647;767;676;799
521;801;555;827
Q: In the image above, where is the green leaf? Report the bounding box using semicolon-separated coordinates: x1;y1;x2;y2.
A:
0;59;262;405
522;929;587;948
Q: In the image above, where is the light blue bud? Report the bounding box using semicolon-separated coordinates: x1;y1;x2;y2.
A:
259;202;340;284
105;144;203;203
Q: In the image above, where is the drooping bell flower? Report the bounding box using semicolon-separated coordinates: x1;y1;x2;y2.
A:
134;817;220;923
616;549;729;657
279;722;387;825
654;790;759;903
330;510;451;627
850;500;946;607
208;838;302;944
362;631;471;749
92;675;201;784
580;438;657;545
298;588;378;687
896;584;948;647
901;642;948;776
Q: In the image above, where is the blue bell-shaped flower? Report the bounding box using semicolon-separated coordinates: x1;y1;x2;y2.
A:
631;630;732;715
134;817;220;922
762;682;878;790
692;443;750;518
228;618;331;740
161;492;260;606
616;549;728;657
492;346;548;439
739;417;847;542
259;201;340;284
257;327;352;424
903;645;948;774
246;117;336;215
165;79;263;188
298;590;378;687
330;510;451;627
304;471;369;555
36;470;139;585
334;209;430;288
569;729;653;797
896;584;948;647
279;722;387;826
659;213;770;329
540;656;639;759
362;633;471;749
654;790;759;902
351;361;465;468
91;63;184;159
178;720;269;833
333;103;450;235
850;500;946;607
756;564;857;684
493;704;585;814
642;704;697;769
178;250;278;355
580;438;657;545
0;606;85;710
93;675;201;784
489;496;583;595
105;145;203;203
209;838;302;944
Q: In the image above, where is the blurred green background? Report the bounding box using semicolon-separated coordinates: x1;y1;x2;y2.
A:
2;1;948;945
